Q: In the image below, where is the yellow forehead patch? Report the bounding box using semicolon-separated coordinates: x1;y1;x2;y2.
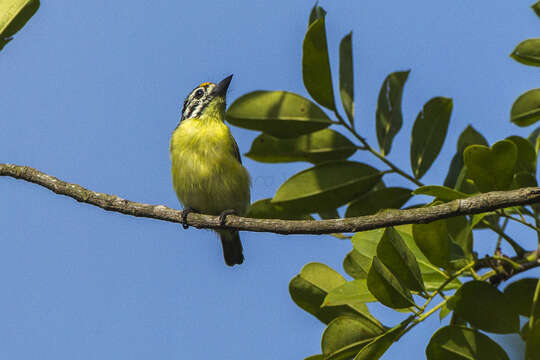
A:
198;82;213;87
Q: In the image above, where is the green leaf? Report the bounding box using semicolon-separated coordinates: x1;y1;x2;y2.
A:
324;279;377;306
351;229;386;274
449;281;520;334
457;125;489;153
353;229;460;291
412;220;451;268
506;135;537;174
503;278;540;317
303;17;335;110
0;0;39;51
305;355;323;360
444;125;488;188
353;321;410;360
463;140;518;192
513;171;538;190
367;257;415;309
226;91;332;138
246;198;313;220
340;32;354;126
446;216;473;260
289;262;380;326
533;1;540;18
308;3;326;26
376;71;410;155
377;227;425;292
410;97;453;179
511;39;540;67
526;319;540;360
322;316;383;360
343;250;368;279
412;186;468;202
511;88;540;127
439;303;451;321
426;325;509;360
272;161;382;213
345;187;411;217
245;129;356;164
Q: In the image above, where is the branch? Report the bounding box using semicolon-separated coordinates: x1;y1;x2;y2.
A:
3;163;540;235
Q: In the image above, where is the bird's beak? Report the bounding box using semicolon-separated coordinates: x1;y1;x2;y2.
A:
213;74;233;97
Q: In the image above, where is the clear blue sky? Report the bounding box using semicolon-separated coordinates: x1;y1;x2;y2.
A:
1;0;539;358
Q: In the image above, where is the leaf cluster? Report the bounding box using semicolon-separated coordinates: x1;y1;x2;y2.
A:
226;3;540;359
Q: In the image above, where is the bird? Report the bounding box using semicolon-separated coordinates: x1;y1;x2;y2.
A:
170;75;251;266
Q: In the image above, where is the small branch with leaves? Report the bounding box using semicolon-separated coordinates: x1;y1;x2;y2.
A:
3;163;540;235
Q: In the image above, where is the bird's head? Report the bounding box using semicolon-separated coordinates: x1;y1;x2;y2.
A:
180;74;233;121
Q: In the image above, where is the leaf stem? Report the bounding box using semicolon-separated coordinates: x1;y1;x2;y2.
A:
333;111;424;187
499;212;540;233
481;219;526;256
529;278;540;331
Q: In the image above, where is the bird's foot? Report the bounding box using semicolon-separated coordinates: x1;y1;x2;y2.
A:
181;207;198;229
218;209;237;227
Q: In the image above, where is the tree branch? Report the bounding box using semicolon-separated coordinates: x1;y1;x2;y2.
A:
3;163;540;235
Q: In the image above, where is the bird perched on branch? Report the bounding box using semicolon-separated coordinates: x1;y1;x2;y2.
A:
170;75;251;266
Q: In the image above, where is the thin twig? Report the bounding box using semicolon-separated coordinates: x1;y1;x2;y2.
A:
3;163;540;235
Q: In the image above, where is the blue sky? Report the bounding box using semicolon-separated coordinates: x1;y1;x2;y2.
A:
1;0;539;358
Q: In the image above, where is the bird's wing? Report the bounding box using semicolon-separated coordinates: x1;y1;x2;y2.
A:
231;135;242;164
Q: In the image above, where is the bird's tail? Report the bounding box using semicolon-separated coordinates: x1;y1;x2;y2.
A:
218;230;244;266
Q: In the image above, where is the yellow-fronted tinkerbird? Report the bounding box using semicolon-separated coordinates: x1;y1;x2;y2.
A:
170;75;250;266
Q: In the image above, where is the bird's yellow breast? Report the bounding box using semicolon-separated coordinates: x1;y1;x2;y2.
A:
170;117;250;215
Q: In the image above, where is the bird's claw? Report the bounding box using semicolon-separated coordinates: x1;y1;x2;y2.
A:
181;207;198;229
218;209;237;227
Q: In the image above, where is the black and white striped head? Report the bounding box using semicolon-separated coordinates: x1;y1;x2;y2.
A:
180;75;233;121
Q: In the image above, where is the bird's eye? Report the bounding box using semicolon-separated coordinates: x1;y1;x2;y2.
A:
194;89;204;99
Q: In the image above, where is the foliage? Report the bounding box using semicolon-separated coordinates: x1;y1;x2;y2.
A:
225;3;540;359
0;0;39;51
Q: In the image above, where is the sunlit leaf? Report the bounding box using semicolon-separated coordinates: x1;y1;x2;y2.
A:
272;161;382;213
345;187;412;217
412;186;467;202
449;281;520;334
352;229;460;291
377;227;425;293
463;140;518;192
0;0;39;51
303;17;335;110
246;198;313;220
511;88;540;127
426;325;509;360
439;303;451;321
226;91;332;138
410;97;453;179
511;39;540;67
245;129;356;164
376;71;410;155
322;316;383;360
503;278;540;317
353;320;410;360
343;250;368;279
412;220;451;268
305;355;323;360
289;262;381;327
444;125;489;188
351;229;385;275
340;32;354;126
324;279;377;306
367;257;415;309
